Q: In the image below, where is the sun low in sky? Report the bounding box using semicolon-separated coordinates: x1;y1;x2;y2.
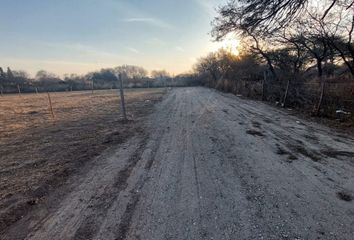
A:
214;35;241;56
0;0;236;77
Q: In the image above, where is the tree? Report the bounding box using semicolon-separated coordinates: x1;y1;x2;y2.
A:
91;69;117;83
113;65;148;87
0;67;5;93
197;49;241;82
329;35;354;76
0;67;5;77
12;70;30;79
320;7;354;76
294;33;329;77
64;74;86;91
151;70;170;79
247;32;281;82
7;67;14;81
114;65;148;79
194;52;223;87
194;48;263;93
35;70;57;81
213;0;354;34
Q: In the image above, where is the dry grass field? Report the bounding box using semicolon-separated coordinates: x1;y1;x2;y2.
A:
0;88;165;231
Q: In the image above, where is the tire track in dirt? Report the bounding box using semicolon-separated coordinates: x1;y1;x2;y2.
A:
96;91;178;240
72;136;149;240
112;125;170;240
114;193;140;240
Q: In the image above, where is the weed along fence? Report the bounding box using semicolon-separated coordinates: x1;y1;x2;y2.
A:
0;88;164;157
0;71;132;122
220;76;354;117
301;78;354;115
0;89;132;127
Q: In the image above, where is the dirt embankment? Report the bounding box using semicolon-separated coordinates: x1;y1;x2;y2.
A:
0;89;164;234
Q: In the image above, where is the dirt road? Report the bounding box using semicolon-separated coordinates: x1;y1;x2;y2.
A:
3;87;354;240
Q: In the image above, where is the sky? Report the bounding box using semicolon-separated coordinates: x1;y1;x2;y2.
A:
0;0;229;77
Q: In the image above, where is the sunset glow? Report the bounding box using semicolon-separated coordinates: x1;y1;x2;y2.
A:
209;34;241;56
0;0;227;77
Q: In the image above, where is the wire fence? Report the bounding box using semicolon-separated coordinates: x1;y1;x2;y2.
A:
216;76;354;116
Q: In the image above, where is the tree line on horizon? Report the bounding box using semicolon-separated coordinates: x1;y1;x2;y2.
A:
0;65;199;94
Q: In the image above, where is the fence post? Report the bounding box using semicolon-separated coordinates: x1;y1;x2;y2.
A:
262;71;266;101
17;84;21;95
118;74;127;120
315;77;326;116
35;87;39;94
47;92;55;119
0;85;3;97
91;79;94;94
282;78;291;108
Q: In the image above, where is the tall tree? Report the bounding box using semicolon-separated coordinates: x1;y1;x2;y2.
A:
7;67;14;81
0;67;4;77
320;7;354;76
213;0;354;34
0;67;5;93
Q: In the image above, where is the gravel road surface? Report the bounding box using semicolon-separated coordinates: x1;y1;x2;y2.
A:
3;87;354;240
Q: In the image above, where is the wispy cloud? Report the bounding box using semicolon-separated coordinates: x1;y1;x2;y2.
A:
122;17;173;29
175;46;185;52
126;47;141;54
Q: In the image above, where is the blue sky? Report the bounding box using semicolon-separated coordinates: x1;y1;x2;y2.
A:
0;0;227;76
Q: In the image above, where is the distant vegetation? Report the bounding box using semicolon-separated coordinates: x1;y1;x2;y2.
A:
0;65;200;94
193;0;354;117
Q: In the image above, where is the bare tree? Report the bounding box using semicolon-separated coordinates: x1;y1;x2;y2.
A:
114;65;148;79
151;70;170;79
6;67;14;81
35;70;57;81
320;6;354;76
213;0;354;34
0;67;5;95
194;50;236;88
273;33;309;107
12;70;30;79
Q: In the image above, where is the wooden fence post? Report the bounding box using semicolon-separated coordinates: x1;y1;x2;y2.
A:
0;85;3;97
282;78;291;108
17;84;21;95
262;71;266;101
315;77;326;116
47;92;55;119
118;74;127;120
91;79;94;94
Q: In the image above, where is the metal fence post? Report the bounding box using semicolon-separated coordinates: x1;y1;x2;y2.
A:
118;73;127;120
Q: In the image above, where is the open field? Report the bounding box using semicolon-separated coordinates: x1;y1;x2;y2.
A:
0;89;165;234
